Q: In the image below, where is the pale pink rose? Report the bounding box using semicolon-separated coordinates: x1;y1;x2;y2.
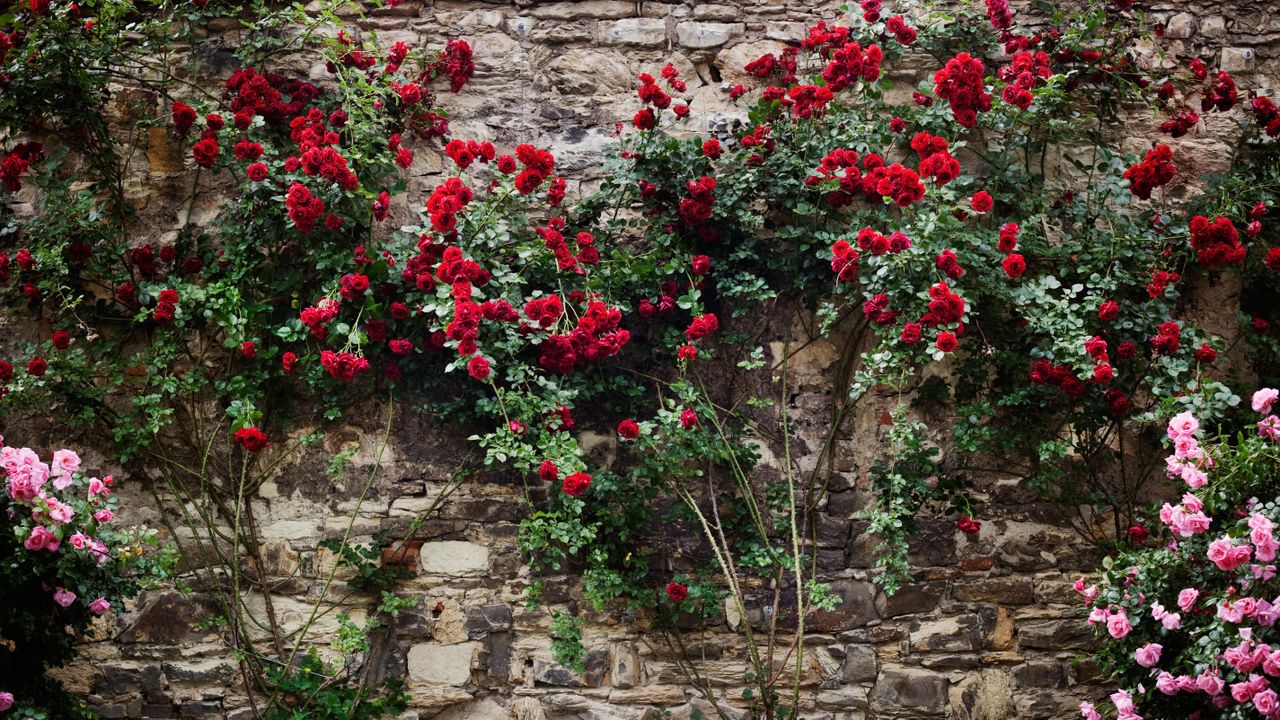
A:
1253;388;1279;414
1198;672;1225;695
69;532;89;550
1168;411;1200;438
1209;537;1252;571
1156;671;1179;695
1160;611;1181;630
87;477;106;496
46;498;74;524
88;597;110;615
1110;689;1135;714
1183;493;1204;513
1254;565;1278;582
1182;466;1208;488
1083;585;1099;604
1088;606;1108;623
1134;643;1163;668
93;508;113;523
50;449;80;490
1219;599;1246;624
1079;701;1101;720
52;587;76;607
1106;610;1133;638
1178;588;1200;611
0;691;12;711
1259;416;1280;442
1173;435;1199;458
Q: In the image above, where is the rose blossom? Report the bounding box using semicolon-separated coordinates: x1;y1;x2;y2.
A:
1167;410;1199;438
1259;416;1280;442
1197;671;1225;695
1253;388;1279;414
1106;608;1133;638
0;692;11;711
50;448;81;489
88;597;111;615
1155;671;1179;695
1256;689;1279;714
1178;588;1200;611
24;525;59;552
1134;643;1163;667
1079;701;1101;720
53;587;76;607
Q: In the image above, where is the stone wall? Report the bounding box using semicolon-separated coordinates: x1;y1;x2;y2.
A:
25;0;1280;719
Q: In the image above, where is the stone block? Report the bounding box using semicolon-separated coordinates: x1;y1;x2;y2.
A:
953;577;1035;604
871;668;949;715
1164;12;1195;38
598;18;667;46
1017;618;1094;651
528;1;635;20
407;642;478;685
841;644;878;683
420;541;490;575
675;22;743;49
1220;47;1256;73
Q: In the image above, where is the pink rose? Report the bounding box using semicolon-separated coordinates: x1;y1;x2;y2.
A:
88;477;106;496
1209;537;1251;571
1260;416;1280;442
88;597;110;615
1173;435;1199;457
1198;672;1225;696
1106;609;1133;638
1181;466;1208;488
1109;689;1134;714
1256;689;1279;714
1079;701;1101;720
0;691;12;711
1156;671;1179;695
50;448;81;490
69;532;89;549
94;508;113;523
1167;410;1200;438
1253;388;1279;414
1134;642;1163;667
1183;493;1204;513
53;587;76;607
1178;588;1200;611
24;525;59;552
47;498;74;524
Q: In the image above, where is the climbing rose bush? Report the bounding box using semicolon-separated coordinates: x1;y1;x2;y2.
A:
1081;390;1280;719
0;440;166;717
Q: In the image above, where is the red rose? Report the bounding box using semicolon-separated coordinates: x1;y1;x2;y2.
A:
665;581;688;603
1116;341;1137;360
0;360;11;381
192;138;220;168
677;345;698;361
617;419;640;439
240;341;257;360
1126;524;1149;544
900;322;922;345
467;355;491;381
1254;317;1272;335
936;332;958;353
246;163;268;182
702;139;722;159
956;516;981;535
1194;344;1217;364
51;330;70;349
633;108;656;130
1092;363;1113;383
1098;300;1120;322
690;255;710;275
172;101;197;135
538;460;559;482
679;408;699;429
27;357;47;376
1001;253;1026;278
970;190;993;213
234;426;269;452
561;471;591;497
282;352;297;374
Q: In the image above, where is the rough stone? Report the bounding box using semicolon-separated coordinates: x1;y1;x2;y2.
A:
1221;47;1257;73
871;668;950;715
1165;12;1196;38
407;642;478;685
841;644;878;683
597;18;668;46
675;22;743;49
419;541;490;575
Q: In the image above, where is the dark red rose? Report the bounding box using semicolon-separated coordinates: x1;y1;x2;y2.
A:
234;426;269;452
665;581;688;603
